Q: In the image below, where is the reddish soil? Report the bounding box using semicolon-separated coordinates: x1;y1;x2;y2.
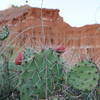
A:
0;5;100;67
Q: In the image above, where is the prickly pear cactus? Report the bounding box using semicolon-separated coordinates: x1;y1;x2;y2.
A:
17;48;64;100
0;55;20;100
0;45;20;100
66;60;100;92
23;47;34;62
0;55;10;100
0;26;9;40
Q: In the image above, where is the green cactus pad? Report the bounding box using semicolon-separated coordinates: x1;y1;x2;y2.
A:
0;56;20;100
23;48;34;62
17;49;64;99
0;26;9;40
67;60;100;92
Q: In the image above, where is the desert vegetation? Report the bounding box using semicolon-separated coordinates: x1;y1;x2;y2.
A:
0;26;99;100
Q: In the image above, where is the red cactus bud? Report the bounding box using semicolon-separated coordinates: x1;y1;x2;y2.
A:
15;52;23;65
55;46;65;53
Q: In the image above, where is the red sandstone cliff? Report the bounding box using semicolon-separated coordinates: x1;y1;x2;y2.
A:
0;5;100;66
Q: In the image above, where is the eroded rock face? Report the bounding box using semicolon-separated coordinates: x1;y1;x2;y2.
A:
0;5;100;66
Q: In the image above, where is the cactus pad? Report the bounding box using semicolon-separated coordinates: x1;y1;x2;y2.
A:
0;26;9;40
67;60;100;91
0;56;20;100
17;48;64;99
23;48;34;62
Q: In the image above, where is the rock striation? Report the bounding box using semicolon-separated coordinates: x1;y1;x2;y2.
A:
0;5;100;66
